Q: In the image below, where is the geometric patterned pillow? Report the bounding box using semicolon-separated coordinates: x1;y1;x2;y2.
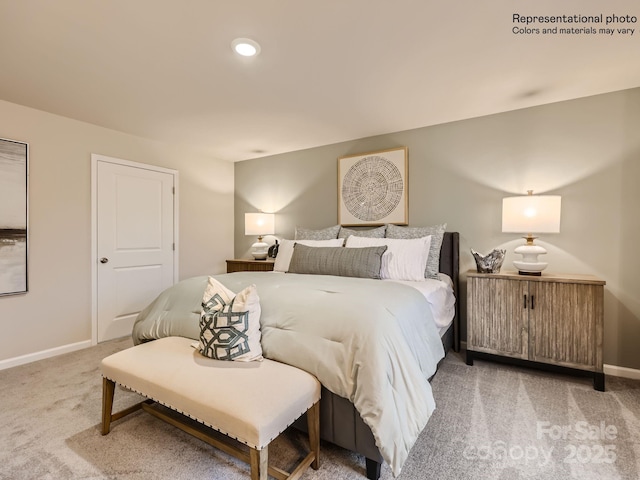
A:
198;277;263;362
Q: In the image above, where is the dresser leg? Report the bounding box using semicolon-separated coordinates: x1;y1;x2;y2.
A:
594;372;605;392
466;351;474;366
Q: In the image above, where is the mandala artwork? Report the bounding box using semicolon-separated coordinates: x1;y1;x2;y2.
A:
341;155;404;222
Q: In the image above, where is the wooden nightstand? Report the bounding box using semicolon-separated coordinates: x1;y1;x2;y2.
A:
226;259;275;273
466;270;606;391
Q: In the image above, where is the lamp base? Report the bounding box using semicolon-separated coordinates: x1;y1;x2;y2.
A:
513;243;548;275
516;270;542;277
251;240;269;260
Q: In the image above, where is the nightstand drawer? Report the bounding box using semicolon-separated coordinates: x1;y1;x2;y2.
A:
226;259;275;273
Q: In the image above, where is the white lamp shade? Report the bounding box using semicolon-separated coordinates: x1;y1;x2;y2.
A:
245;213;275;236
502;195;561;234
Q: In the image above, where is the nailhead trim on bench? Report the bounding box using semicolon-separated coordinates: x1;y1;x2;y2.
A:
103;375;312;450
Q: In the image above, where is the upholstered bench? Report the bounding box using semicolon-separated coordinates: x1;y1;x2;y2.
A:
101;336;321;480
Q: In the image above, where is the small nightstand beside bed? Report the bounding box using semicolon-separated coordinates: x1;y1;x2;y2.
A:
132;231;459;479
226;258;275;273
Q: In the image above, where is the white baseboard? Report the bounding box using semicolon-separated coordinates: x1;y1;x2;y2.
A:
459;341;640;380
603;364;640;380
0;340;92;371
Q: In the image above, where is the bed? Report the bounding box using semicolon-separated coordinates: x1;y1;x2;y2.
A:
132;231;459;479
304;231;460;479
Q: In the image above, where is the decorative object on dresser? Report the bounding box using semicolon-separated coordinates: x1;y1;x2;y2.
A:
226;258;275;273
502;190;561;276
338;147;408;226
466;270;606;391
245;212;275;260
267;239;279;258
471;248;506;273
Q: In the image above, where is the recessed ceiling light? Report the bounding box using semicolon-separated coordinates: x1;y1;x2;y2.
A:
232;38;261;57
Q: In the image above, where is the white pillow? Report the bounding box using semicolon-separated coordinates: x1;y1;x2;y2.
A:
199;277;262;362
273;238;345;272
345;235;431;282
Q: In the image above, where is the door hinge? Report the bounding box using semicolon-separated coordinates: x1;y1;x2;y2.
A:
172;186;175;194
172;243;175;251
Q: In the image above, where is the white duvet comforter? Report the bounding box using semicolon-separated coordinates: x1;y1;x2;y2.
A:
133;272;445;476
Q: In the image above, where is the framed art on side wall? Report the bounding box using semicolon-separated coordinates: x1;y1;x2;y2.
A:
338;147;408;226
0;137;28;295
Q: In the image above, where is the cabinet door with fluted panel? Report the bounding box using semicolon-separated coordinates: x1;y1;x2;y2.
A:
467;276;529;359
528;281;603;372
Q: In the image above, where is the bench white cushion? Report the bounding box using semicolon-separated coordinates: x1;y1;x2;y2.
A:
101;336;320;449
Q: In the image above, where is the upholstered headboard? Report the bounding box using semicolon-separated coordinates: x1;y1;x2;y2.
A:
439;232;460;351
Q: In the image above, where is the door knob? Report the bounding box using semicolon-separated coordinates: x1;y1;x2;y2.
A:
100;257;109;264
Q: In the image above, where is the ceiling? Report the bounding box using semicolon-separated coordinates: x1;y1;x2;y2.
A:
1;0;639;162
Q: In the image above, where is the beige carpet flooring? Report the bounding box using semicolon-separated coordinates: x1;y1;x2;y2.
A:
1;337;639;480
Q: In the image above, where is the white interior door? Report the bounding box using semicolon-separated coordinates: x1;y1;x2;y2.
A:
94;156;177;342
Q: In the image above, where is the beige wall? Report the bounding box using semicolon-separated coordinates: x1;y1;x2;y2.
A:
0;99;234;362
235;88;640;370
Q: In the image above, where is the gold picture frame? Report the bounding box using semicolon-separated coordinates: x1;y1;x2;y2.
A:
338;147;408;226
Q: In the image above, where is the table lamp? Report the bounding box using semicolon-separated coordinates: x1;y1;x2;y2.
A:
245;213;275;260
502;191;561;275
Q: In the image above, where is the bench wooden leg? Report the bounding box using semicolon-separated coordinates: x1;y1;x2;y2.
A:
249;447;268;480
307;401;320;470
102;377;116;435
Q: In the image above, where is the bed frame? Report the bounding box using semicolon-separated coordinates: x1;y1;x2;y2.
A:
294;232;460;480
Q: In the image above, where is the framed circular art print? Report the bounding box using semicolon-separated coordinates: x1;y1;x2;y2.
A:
338;147;408;226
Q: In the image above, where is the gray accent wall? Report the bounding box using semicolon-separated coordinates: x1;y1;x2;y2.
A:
235;87;640;370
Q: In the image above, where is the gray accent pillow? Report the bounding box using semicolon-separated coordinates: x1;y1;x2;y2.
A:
294;225;340;240
288;244;388;279
385;223;447;279
338;225;387;239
